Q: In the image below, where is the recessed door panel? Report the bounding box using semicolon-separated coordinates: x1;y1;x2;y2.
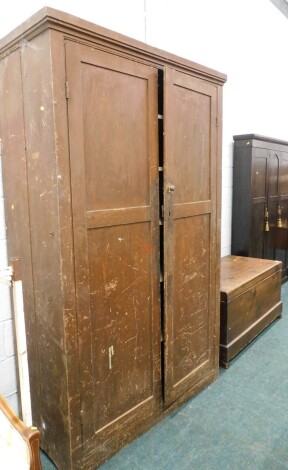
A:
88;223;154;431
171;215;210;385
82;63;149;211
252;156;267;199
163;68;218;404
65;41;160;444
267;154;278;198
279;152;288;196
170;87;211;203
251;201;265;258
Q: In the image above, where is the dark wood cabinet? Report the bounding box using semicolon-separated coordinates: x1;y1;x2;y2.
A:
0;8;226;469
232;134;288;281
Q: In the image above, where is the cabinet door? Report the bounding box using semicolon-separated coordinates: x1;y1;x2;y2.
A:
264;153;279;260
276;152;288;277
263;153;288;270
163;68;219;404
65;42;161;449
250;149;268;258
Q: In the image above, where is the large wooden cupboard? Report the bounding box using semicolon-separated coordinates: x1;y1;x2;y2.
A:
232;134;288;281
0;8;226;469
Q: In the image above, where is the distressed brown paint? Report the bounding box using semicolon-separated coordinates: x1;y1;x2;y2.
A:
0;7;226;469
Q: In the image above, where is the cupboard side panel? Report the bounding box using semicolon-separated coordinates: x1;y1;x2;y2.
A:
20;31;71;468
0;49;41;422
231;146;253;256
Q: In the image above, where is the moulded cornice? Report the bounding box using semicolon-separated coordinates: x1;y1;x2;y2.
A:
0;6;227;86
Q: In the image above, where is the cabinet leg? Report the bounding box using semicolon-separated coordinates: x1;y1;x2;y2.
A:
220;361;230;369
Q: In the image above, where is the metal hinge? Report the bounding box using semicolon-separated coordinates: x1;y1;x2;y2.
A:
65;81;69;99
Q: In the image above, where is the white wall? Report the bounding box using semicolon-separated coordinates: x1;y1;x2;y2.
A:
0;0;288;412
145;0;288;255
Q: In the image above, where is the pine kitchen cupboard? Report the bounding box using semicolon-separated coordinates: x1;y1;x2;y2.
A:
0;8;226;469
232;134;288;281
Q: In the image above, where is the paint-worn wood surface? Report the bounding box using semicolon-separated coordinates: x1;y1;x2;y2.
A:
0;7;226;469
232;134;288;282
65;41;162;461
163;69;218;404
220;256;282;368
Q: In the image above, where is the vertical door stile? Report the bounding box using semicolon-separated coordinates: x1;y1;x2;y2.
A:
65;41;94;439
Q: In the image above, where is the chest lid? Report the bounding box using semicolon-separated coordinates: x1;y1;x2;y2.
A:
220;255;282;302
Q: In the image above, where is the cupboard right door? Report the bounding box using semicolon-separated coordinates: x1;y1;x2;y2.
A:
163;68;219;405
276;152;288;279
264;152;288;280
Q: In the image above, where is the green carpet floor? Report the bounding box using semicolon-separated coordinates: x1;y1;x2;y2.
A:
41;283;288;469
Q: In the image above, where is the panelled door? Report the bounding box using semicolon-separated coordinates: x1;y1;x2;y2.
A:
264;153;279;260
251;148;268;259
163;68;218;404
276;152;288;278
263;152;287;276
251;150;288;279
65;41;161;447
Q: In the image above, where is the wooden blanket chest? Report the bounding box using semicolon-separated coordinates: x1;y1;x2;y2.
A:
220;256;282;368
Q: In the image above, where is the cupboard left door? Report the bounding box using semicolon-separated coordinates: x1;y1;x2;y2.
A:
65;41;161;459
